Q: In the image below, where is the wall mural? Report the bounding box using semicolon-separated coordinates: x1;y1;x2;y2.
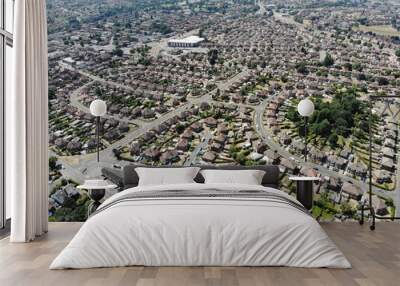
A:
47;0;400;222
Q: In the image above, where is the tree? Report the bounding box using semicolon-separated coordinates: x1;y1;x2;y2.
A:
287;87;369;148
48;88;56;100
377;77;389;86
295;62;309;74
95;87;103;97
215;88;221;98
176;124;185;134
343;62;352;71
208;49;218;66
328;133;338;148
49;156;58;171
112;47;123;57
199;27;204;38
322;53;334;67
396;49;400;58
312;119;330;137
68;17;81;30
341;201;356;216
352;62;363;72
356;73;366;81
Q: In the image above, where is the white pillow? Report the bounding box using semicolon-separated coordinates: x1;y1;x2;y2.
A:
136;167;200;186
200;169;265;185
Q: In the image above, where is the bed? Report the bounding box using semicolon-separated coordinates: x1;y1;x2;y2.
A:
50;165;351;269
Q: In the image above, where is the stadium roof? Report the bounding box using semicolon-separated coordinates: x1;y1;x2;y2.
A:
168;35;205;44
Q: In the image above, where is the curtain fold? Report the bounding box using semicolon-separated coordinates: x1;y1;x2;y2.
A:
9;0;49;242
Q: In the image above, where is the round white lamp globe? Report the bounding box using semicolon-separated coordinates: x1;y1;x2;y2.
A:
297;98;315;117
90;100;107;117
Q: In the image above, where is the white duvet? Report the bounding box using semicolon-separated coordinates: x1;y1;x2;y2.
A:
50;183;351;269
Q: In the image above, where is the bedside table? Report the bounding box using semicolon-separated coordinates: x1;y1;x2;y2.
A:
289;176;320;210
78;180;117;216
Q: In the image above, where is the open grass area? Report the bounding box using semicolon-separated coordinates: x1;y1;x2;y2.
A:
354;25;400;37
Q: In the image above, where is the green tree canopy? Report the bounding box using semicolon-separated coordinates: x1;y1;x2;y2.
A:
322;52;334;67
286;87;370;148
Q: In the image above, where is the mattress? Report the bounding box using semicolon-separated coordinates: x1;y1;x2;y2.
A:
50;183;351;269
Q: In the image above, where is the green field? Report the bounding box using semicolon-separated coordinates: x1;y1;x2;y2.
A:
354;25;400;37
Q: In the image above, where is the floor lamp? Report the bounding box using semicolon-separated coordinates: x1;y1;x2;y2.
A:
359;95;400;230
90;100;107;162
297;98;315;162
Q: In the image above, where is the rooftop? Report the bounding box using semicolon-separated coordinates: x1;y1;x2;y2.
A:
168;35;205;44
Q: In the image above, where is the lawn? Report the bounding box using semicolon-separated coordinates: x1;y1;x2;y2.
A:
354;25;400;37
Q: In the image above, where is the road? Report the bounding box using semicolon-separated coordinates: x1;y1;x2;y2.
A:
61;63;136;93
184;130;211;166
49;150;86;183
256;0;266;15
69;79;143;126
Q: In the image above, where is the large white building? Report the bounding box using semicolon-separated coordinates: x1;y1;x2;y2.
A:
167;35;205;48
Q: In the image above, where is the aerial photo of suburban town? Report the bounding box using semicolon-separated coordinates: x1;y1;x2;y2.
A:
46;0;400;222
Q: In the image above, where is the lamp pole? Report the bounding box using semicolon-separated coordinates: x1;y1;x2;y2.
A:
90;100;107;163
297;98;314;163
304;116;308;162
96;116;100;162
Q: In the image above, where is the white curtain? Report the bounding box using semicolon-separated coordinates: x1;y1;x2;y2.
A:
8;0;49;242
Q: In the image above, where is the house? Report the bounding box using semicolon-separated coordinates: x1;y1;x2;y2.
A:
153;123;168;135
130;142;141;156
214;134;227;145
280;158;297;173
143;148;161;161
118;122;129;133
256;142;268;154
143;108;155;119
341;182;363;201
280;133;292;145
55;138;67;148
371;195;388;216
202;151;216;163
382;147;395;159
217;124;229;134
384;138;396;148
381;157;394;172
190;122;203;133
177;139;189;151
347;163;367;178
142;131;155;142
327;177;341;193
159;150;180;165
292;141;305;154
327;155;347;170
310;148;326;162
300;167;320;178
264;150;280;165
372;170;392;184
204;117;217;128
181;129;193;140
339;149;351;159
249;152;264;161
211;143;223;152
66;141;82;153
